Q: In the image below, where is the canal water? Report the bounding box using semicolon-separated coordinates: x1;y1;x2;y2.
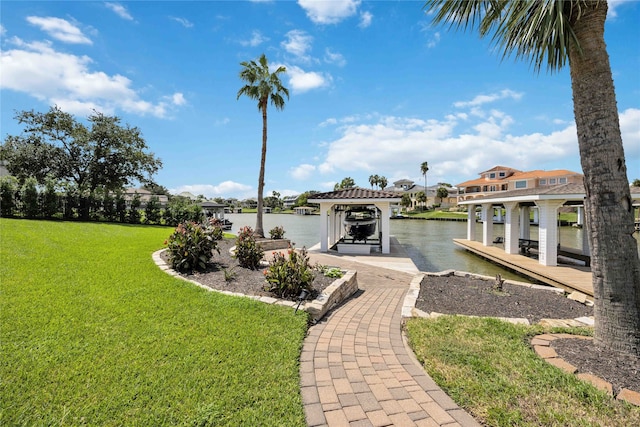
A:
226;213;639;282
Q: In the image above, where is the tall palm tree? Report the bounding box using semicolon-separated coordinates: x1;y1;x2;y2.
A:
369;174;379;189
420;161;429;207
424;0;639;355
237;54;289;238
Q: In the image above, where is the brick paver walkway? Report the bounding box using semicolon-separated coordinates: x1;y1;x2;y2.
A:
301;252;480;427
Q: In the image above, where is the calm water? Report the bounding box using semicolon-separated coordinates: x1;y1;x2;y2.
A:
226;213;639;282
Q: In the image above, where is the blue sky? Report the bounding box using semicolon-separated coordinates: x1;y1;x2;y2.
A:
1;1;639;200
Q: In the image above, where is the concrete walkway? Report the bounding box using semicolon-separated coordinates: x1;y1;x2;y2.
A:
301;241;480;427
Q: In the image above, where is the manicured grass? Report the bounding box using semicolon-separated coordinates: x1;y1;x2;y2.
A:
405;316;640;427
0;219;308;426
406;210;469;220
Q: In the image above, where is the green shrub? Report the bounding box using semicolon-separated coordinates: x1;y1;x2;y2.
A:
234;226;264;269
317;265;344;278
0;175;19;217
269;225;286;239
21;177;39;218
166;221;222;273
265;247;314;299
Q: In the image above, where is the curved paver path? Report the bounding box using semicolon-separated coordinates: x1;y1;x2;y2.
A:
301;252;480;427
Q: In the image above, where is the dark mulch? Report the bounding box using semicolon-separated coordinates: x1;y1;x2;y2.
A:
160;239;335;301
415;274;639;395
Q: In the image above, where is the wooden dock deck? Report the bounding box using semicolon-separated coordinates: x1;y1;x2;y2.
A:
453;238;593;297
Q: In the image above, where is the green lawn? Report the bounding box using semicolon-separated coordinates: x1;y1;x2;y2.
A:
0;219;308;426
405;316;640;427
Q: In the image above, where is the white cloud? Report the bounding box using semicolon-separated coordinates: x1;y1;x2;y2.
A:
324;48;346;67
240;30;268;47
0;37;179;118
170;181;252;199
170;16;193;28
171;92;186;105
105;3;133;21
290;164;316;180
0;24;6;36
426;32;440;49
359;11;373;28
286;65;331;93
298;0;361;24
454;89;523;108
26;16;92;44
281;29;313;61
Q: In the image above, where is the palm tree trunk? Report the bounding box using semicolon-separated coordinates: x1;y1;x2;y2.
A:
255;103;268;238
569;3;640;355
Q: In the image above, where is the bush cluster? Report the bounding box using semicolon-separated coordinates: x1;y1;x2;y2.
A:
269;225;286;239
166;221;223;273
234;226;264;269
264;247;314;299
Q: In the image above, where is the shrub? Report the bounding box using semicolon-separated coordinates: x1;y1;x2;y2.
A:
316;265;344;279
234;226;264;270
0;176;19;217
269;225;285;239
264;247;314;299
166;221;222;273
21;177;39;219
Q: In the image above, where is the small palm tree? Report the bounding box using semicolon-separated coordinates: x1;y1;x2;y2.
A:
424;0;639;355
237;54;289;238
420;161;429;204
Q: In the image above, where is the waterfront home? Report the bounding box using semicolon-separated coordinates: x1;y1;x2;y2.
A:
457;166;583;202
386;179;459;209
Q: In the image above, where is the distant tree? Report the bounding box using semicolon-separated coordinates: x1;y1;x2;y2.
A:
334;177;356;190
2;106;162;192
420;161;429;193
632;178;640;187
237;54;289;238
0;176;18;217
128;194;142;224
143;182;171;196
40;176;59;219
416;191;427;209
369;174;379;189
401;193;412;212
21;177;39;219
424;0;639;355
144;195;161;224
437;187;449;203
438;182;453;188
378;176;388;190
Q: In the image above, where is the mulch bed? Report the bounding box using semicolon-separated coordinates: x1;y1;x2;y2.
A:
415;274;639;396
159;239;335;301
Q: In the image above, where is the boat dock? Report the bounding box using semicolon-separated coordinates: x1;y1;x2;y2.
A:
453;238;593;297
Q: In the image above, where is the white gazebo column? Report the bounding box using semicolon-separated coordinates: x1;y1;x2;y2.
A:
520;206;531;240
503;202;520;254
375;202;392;254
576;206;585;227
533;207;539;224
466;204;477;241
319;202;331;252
481;203;494;246
535;200;564;266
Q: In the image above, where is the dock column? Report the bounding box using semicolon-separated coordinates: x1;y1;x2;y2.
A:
576;206;584;227
503;202;520;254
481;203;494;246
520;206;531;240
466;203;477;241
535;200;564;266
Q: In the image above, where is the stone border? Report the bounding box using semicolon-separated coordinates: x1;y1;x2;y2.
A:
532;334;640;407
401;270;594;327
152;249;358;323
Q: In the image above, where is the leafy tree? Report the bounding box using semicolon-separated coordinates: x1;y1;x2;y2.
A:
401;193;412;212
102;190;116;222
143;182;171;196
115;192;127;223
416;191;427;209
237;54;289;238
2;106;162;192
128;194;142;224
144;195;162;224
0;176;19;217
437;186;449;203
334;177;356;190
21;177;39;219
369;174;379;189
40;176;59;219
632;178;640;187
378;176;388;190
420;161;429;194
424;0;639;355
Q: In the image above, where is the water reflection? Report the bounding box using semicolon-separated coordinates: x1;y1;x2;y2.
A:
226;213;639;282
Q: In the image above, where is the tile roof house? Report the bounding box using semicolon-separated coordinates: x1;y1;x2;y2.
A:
457;166;583;202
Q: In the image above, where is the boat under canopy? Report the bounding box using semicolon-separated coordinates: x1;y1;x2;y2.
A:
343;208;377;241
